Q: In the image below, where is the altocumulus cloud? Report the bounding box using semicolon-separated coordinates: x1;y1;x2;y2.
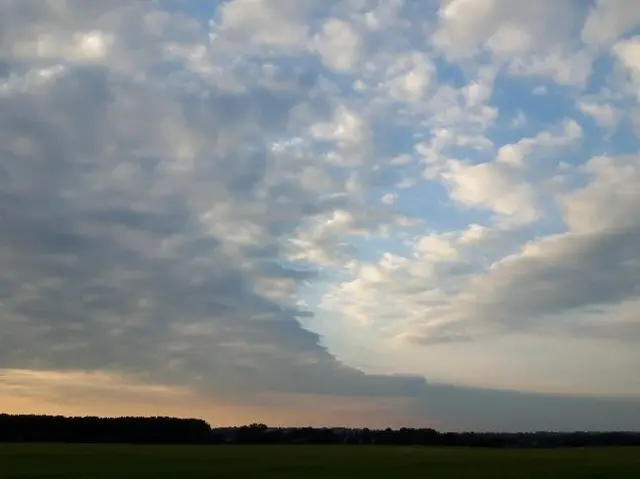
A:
1;0;640;431
0;0;427;401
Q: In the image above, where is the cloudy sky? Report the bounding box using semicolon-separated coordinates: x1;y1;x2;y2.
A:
1;0;640;432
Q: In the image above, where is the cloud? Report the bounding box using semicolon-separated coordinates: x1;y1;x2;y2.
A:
582;0;640;46
0;368;425;428
212;0;313;49
561;154;640;233
325;154;640;349
310;104;369;150
441;159;539;224
378;51;436;102
419;119;583;225
430;225;640;340
312;18;363;72
3;368;638;431
432;0;597;88
432;0;581;59
381;193;398;205
0;0;427;404
1;0;639;430
577;101;620;128
613;36;640;104
419;382;640;432
508;49;594;87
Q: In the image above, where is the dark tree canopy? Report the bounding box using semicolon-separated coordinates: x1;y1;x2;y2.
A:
1;414;638;447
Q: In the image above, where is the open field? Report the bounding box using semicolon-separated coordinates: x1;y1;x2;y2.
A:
1;444;639;478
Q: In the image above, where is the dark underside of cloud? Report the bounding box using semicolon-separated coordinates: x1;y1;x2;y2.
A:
420;383;640;432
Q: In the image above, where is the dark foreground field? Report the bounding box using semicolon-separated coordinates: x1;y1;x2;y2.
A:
1;444;639;478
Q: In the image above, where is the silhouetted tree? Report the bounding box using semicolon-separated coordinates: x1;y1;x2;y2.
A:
0;414;210;444
1;413;638;447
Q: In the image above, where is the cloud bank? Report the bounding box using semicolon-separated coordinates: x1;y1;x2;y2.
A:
1;0;639;430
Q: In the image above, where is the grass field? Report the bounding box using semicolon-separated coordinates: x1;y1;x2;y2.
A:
1;444;639;478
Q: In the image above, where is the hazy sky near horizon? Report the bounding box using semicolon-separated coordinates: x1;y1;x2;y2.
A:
1;0;640;431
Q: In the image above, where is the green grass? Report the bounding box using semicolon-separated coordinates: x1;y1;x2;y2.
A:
1;444;639;478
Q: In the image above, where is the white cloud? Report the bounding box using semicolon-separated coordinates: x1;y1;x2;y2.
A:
432;0;598;88
613;36;640;101
379;51;436;102
74;30;114;60
432;0;580;59
381;193;398;205
327;154;640;348
213;0;312;48
414;233;461;263
577;101;620;128
457;224;490;245
508;49;594;87
462;80;492;108
441;159;539;224
614;37;640;76
560;155;640;233
309;104;372;168
496;120;583;168
312;18;363;72
532;85;547;95
422;119;583;224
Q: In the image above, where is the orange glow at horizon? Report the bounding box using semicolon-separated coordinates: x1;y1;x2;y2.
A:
0;369;431;429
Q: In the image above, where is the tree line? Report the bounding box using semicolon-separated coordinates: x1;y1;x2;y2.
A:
0;414;210;444
1;414;639;447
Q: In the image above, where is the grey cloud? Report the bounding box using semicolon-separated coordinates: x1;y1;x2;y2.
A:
1;0;201;72
0;0;427;403
85;208;190;236
410;223;640;344
419;383;640;432
471;226;640;327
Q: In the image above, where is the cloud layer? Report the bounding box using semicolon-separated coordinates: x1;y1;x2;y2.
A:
1;0;639;430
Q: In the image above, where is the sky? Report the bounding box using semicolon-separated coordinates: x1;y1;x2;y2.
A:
1;0;640;432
